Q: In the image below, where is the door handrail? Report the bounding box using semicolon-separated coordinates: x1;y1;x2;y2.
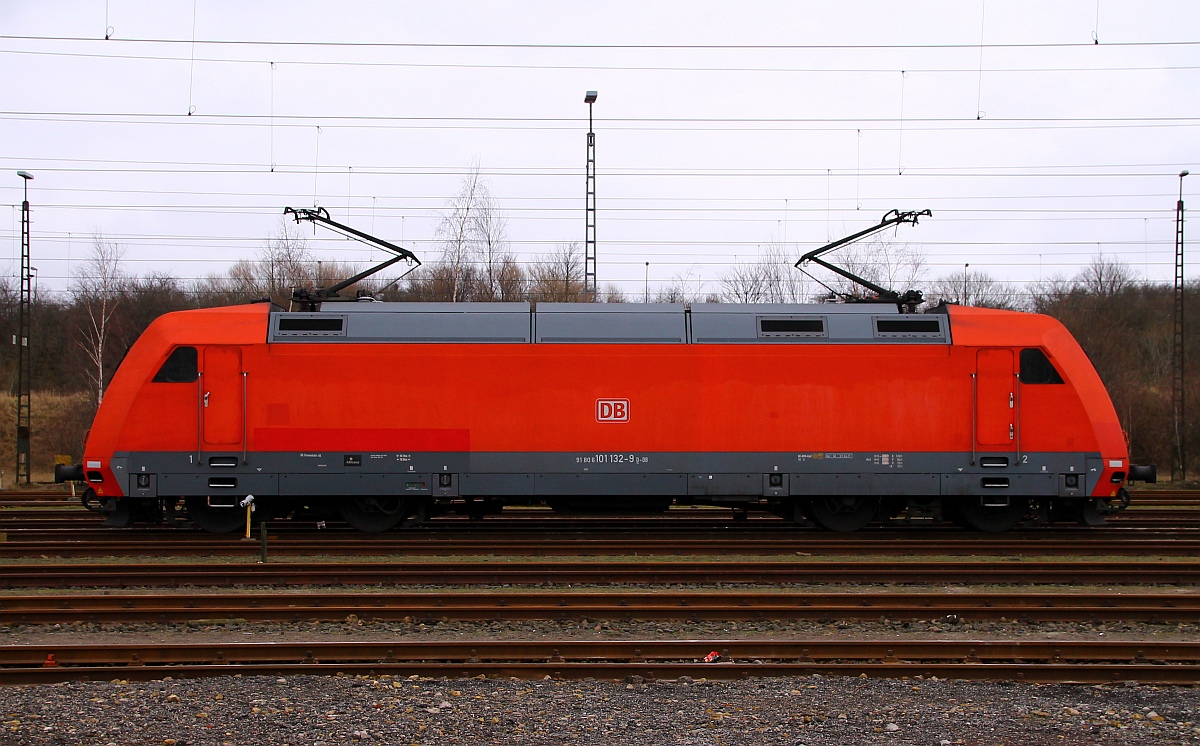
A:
970;372;977;466
1014;372;1021;464
196;371;204;467
242;371;248;465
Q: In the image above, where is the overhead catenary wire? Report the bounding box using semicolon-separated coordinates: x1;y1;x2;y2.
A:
2;184;1189;204
4;113;1196;134
0;165;1190;179
4;10;1194;300
6;47;1199;75
4;33;1198;50
0;153;1195;174
5;111;1196;125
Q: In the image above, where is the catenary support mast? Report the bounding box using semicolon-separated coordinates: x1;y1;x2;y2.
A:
1172;170;1189;482
15;171;33;485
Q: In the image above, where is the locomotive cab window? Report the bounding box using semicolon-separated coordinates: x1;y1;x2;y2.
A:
757;317;825;338
278;317;344;332
152;346;198;383
1020;348;1064;384
875;318;942;335
273;314;348;338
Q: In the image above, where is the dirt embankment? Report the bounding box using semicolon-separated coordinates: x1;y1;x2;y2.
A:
0;392;93;483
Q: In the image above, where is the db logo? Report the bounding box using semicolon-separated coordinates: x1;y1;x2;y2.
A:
596;399;629;422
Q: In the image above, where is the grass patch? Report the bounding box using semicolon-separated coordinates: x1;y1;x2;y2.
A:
0;391;93;482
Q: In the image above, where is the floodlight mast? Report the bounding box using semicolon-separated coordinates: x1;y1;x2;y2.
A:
794;208;931;312
283;206;421;310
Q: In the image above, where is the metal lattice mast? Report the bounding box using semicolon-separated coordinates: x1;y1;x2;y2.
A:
16;171;33;485
1172;170;1189;482
584;91;597;302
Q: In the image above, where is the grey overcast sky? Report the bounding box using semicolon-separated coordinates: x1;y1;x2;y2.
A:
1;1;1197;299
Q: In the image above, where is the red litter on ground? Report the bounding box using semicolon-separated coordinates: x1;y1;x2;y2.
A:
703;651;721;663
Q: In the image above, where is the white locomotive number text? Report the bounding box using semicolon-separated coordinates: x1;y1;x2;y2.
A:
576;453;650;465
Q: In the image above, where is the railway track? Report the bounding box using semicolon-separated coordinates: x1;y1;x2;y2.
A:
2;588;1198;624
4;560;1200;588
5;511;1200;532
3;639;1198;685
2;489;1196;516
4;500;1199;517
5;489;1198;689
5;526;1200;558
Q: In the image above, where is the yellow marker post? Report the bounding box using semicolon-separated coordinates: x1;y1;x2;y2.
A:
239;495;256;539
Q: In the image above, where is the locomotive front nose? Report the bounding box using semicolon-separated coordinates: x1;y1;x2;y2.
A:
1127;464;1157;484
54;463;84;483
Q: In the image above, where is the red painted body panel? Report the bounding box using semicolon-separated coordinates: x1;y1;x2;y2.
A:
83;305;269;496
84;303;1128;499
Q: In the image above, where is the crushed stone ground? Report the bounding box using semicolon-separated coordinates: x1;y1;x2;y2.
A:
3;672;1199;745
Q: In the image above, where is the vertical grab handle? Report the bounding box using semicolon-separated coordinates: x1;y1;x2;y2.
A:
196;371;204;466
242;371;249;465
970;373;977;466
1014;373;1021;465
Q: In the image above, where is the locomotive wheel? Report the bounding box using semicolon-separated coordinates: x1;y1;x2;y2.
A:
184;496;247;534
805;495;881;532
955;498;1029;532
341;496;410;533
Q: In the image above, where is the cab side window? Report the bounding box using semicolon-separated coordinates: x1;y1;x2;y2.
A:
152;346;198;383
1020;348;1063;384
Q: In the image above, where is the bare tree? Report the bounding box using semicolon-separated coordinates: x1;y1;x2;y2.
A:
71;234;126;405
600;283;629;303
435;170;479;302
431;165;514;302
720;244;812;303
721;260;773;303
1076;255;1136;298
652;281;689;304
261;218;314;304
491;255;526;301
529;243;586;302
191;218;317;307
1029;257;1137;313
925;267;1023;310
830;239;926;300
194;260;262;307
470;182;515;301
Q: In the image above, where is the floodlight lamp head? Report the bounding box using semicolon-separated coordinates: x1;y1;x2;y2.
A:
16;171;33;181
1183;170;1191;179
584;91;598;104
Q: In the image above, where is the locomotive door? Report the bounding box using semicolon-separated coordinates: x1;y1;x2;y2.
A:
975;348;1016;450
201;346;244;447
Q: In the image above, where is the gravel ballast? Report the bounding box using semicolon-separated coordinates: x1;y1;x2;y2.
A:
6;617;1200;743
5;578;1198;743
3;672;1200;745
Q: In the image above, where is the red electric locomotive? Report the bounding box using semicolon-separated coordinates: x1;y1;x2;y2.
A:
56;209;1155;532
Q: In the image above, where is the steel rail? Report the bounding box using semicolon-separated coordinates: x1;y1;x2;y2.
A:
6;506;1200;521
0;488;1189;497
6;533;1200;559
5;560;1200;589
4;506;1200;532
4;512;1200;532
3;639;1199;685
2;589;1199;624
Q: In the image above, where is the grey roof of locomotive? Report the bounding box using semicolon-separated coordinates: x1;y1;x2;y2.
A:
267;302;952;345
